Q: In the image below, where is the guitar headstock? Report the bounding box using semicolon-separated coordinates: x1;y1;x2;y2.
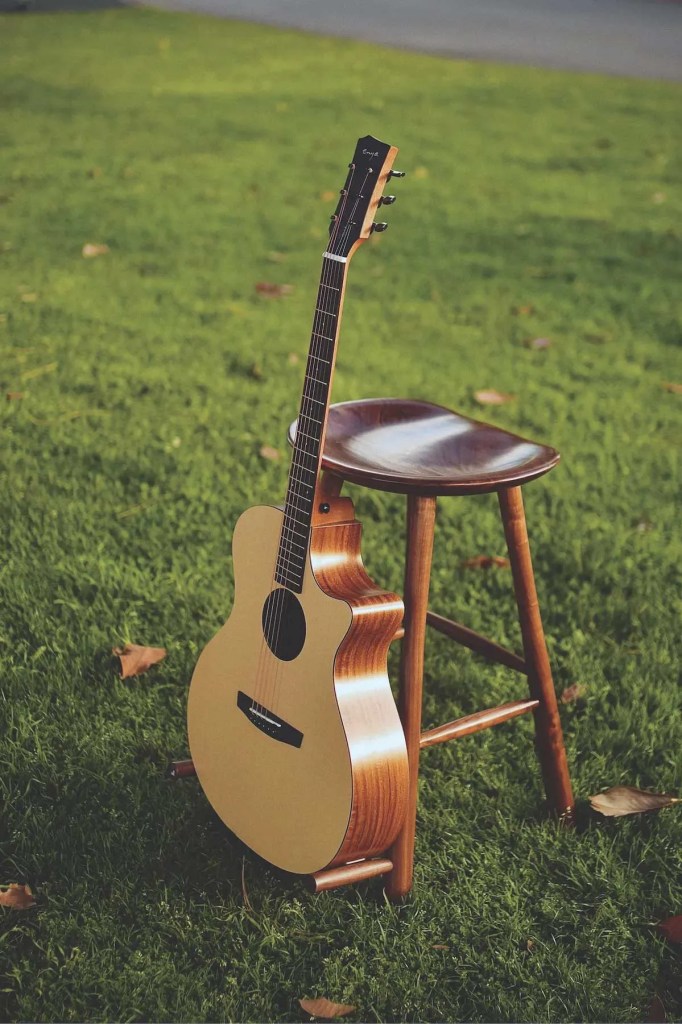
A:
327;135;403;260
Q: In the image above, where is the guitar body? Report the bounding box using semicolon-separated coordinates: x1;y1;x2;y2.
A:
187;501;409;875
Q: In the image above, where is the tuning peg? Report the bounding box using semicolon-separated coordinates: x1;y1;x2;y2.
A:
389;169;406;179
371;222;389;233
380;195;396;206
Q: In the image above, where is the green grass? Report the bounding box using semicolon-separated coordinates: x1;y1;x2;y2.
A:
1;7;681;1022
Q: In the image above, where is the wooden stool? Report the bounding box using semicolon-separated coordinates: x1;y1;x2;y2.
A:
289;398;575;901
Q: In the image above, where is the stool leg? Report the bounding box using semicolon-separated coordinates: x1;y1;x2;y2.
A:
498;486;574;821
385;494;437;901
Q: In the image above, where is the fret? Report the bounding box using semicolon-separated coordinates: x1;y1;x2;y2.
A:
314;308;337;317
311;331;334;343
292;448;318;466
280;521;307;541
297;411;322;428
304;372;327;386
275;571;302;590
283;509;308;527
276;550;304;567
279;535;306;552
319;283;340;292
285;492;311;507
294;427;321;444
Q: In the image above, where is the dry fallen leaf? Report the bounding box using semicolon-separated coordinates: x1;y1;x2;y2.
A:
528;337;551;350
6;391;25;401
512;304;534;316
112;643;167;679
320;190;336;203
287;352;300;366
431;943;449;950
82;242;110;258
560;683;586;704
589;786;680;817
462;555;510;569
255;281;293;298
663;382;682;395
299;998;356;1020
0;884;36;910
414;166;429;179
259;445;280;462
647;991;667;1024
474;389;515;405
658;915;682;944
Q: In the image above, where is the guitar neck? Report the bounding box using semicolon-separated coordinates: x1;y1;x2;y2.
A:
274;253;348;593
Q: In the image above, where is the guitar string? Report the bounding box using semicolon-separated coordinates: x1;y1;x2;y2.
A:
260;186;356;712
266;170;373;718
259;252;341;714
262;174;365;716
253;169;357;714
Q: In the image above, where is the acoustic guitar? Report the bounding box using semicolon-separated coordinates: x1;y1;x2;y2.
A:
188;136;408;875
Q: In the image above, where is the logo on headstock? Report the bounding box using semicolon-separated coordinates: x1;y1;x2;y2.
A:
362;149;379;158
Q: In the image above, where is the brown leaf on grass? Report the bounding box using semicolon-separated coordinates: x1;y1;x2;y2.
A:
255;281;293;298
663;382;682;395
299;998;356;1020
259;445;280;462
287;352;300;366
414;166;429;179
512;304;534;316
658;915;682;944
647;992;667;1023
474;389;515;405
527;337;551;350
462;555;510;570
112;643;167;679
6;391;25;401
0;884;36;910
560;683;586;704
320;190;336;203
249;363;263;380
589;786;680;817
431;943;449;950
82;242;110;258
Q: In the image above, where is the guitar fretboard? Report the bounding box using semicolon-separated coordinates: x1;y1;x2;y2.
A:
274;255;346;592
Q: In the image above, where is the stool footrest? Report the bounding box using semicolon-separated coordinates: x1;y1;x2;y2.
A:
420;699;539;749
166;759;196;779
426;611;527;674
307;858;393;893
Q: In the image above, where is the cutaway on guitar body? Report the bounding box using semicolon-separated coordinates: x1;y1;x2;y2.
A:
187;134;408;880
187;498;408;876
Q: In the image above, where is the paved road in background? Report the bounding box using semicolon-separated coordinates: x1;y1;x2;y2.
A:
141;0;681;80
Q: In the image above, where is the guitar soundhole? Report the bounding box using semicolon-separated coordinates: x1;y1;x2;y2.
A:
262;588;306;661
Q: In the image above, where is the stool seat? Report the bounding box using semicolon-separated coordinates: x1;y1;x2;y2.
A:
289;398;560;496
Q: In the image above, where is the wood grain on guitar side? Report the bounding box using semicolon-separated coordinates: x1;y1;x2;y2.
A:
311;502;408;866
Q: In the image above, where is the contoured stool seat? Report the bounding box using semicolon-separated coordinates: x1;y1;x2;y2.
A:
288;397;574;901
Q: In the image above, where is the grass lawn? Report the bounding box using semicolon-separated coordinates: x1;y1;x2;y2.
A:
1;6;681;1022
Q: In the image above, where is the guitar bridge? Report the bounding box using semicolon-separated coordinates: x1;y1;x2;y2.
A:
237;690;304;748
